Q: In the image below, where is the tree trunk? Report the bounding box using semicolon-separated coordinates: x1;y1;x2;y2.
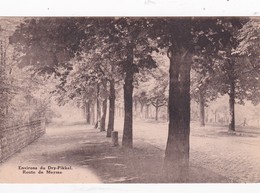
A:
145;104;149;119
242;118;247;127
107;79;116;137
155;107;159;121
134;97;137;117
214;109;218;123
122;43;134;148
140;103;144;118
205;108;209;123
229;80;235;131
155;100;159;121
100;97;107;132
85;101;91;124
199;90;205;127
167;105;169;122
91;102;95;125
164;47;191;182
227;58;236;131
100;82;108;132
95;84;101;129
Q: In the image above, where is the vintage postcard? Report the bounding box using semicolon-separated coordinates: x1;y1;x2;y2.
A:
0;1;259;193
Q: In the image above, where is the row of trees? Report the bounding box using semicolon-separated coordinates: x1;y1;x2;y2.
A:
190;19;260;129
7;17;260;181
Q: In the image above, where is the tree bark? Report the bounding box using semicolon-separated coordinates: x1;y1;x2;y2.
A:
229;79;235;131
140;103;144;118
100;97;107;132
122;43;134;148
134;97;138;117
214;109;218;123
100;82;108;132
154;99;159;121
85;101;91;124
145;104;149;119
91;102;95;125
205;108;208;123
227;59;236;131
155;106;159;121
107;79;116;137
164;47;191;182
167;105;169;122
95;83;101;129
199;90;205;127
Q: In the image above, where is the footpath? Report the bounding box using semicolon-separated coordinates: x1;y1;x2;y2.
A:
0;122;101;183
0;120;235;183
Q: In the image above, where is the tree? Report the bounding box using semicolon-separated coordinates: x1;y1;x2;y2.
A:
0;18;25;126
10;18;91;74
107;78;116;136
135;51;169;121
106;18;157;148
209;18;259;131
233;18;260;105
9;18;90;119
190;18;253;131
54;51;100;125
11;17;158;147
99;81;108;132
191;56;219;127
148;18;196;181
10;18;108;126
149;17;247;181
69;32;124;136
0;20;14;126
135;91;149;118
148;52;168;121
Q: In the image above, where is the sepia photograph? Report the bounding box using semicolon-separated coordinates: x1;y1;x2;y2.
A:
0;16;259;184
0;1;260;192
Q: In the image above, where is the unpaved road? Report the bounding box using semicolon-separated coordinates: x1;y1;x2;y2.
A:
0;122;101;183
1;118;259;183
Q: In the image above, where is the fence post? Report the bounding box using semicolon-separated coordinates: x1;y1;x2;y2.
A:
111;131;119;146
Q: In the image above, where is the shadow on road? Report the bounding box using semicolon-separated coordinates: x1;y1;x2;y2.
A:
0;121;237;183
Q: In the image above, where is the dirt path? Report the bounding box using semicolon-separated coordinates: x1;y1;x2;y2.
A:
0;121;101;183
